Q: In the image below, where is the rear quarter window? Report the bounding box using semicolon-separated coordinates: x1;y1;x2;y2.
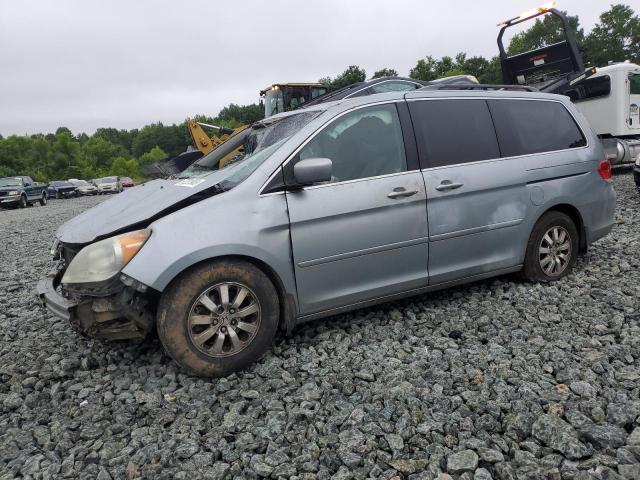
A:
409;99;500;168
489;99;587;157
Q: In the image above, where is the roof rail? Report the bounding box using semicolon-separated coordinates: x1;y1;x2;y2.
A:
420;83;539;92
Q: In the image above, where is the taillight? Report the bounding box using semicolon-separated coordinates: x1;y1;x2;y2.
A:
597;159;612;181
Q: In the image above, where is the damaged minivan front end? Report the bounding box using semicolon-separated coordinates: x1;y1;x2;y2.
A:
37;230;157;340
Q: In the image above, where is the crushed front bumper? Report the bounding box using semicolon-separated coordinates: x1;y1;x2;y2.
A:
36;272;155;340
36;273;76;321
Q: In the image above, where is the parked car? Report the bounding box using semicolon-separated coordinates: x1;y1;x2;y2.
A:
121;177;135;188
47;180;78;199
38;88;615;377
303;75;477;108
95;176;122;194
0;176;48;208
69;179;98;196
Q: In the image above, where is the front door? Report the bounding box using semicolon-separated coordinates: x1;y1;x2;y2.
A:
285;103;429;315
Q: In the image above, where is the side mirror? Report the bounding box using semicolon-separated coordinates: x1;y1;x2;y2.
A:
293;158;332;186
23;182;31;187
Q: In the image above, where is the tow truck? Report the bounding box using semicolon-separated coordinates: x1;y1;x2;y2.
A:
498;1;640;165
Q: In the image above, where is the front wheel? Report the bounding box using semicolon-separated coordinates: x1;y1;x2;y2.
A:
56;191;61;199
19;195;27;208
522;211;578;282
157;260;279;377
39;193;47;206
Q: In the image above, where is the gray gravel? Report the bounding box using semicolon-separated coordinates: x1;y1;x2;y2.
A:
1;175;639;480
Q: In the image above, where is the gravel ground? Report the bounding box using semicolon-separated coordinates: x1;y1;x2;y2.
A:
1;175;639;480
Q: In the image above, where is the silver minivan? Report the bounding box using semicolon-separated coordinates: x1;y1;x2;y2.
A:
38;88;616;376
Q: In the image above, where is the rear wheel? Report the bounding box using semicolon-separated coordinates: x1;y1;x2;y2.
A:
39;192;47;206
522;211;578;282
157;260;279;377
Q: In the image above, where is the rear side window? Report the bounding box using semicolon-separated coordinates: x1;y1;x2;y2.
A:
489;100;587;157
409;99;500;168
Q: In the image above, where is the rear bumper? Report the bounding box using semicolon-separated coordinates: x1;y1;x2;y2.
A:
585;183;616;245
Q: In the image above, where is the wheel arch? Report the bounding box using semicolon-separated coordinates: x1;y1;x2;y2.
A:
536;203;587;253
159;254;297;333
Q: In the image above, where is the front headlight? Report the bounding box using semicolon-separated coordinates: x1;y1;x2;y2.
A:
61;229;151;284
8;190;19;196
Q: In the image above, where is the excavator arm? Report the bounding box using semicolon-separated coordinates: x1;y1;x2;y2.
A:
186;119;250;168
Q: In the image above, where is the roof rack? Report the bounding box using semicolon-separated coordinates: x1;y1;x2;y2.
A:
420;83;539;92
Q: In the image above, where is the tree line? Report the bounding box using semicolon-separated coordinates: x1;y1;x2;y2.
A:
0;4;636;183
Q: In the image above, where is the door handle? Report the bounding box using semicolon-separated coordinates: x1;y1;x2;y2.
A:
435;181;464;191
387;188;419;199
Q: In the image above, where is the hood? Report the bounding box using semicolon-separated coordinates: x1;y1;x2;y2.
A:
57;172;228;245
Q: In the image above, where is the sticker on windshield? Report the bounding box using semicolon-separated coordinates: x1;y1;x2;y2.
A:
175;178;206;188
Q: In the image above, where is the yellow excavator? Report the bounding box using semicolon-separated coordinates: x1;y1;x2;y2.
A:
186;119;249;168
186;83;328;160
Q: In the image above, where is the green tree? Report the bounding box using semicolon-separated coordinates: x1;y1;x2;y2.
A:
110;156;140;179
583;4;640;66
217;104;264;125
478;56;503;85
507;11;584;55
131;122;186;158
81;136;126;172
323;65;367;89
48;129;81;179
0;136;32;177
409;56;440;81
94;127;136;154
139;146;168;166
372;68;398;78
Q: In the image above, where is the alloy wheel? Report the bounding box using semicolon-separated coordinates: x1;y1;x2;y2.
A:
188;282;261;358
538;226;572;276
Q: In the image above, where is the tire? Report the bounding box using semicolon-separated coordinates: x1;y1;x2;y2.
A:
18;195;27;208
522;211;578;282
157;260;279;377
39;193;47;206
56;191;61;199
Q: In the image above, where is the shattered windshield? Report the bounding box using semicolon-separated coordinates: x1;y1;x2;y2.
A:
179;111;321;185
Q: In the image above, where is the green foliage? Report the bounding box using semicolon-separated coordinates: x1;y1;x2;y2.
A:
217;104;264;125
0;3;634;183
507;11;584;55
409;56;440;81
372;68;398;79
139;146;168;166
110;156;140;179
322;65;367;89
131;122;187;158
584;4;640;66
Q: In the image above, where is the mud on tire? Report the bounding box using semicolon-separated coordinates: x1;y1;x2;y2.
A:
157;260;279;377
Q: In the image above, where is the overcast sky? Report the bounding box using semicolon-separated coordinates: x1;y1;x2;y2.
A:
0;0;607;136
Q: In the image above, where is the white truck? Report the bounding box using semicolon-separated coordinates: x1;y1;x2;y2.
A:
568;62;640;165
